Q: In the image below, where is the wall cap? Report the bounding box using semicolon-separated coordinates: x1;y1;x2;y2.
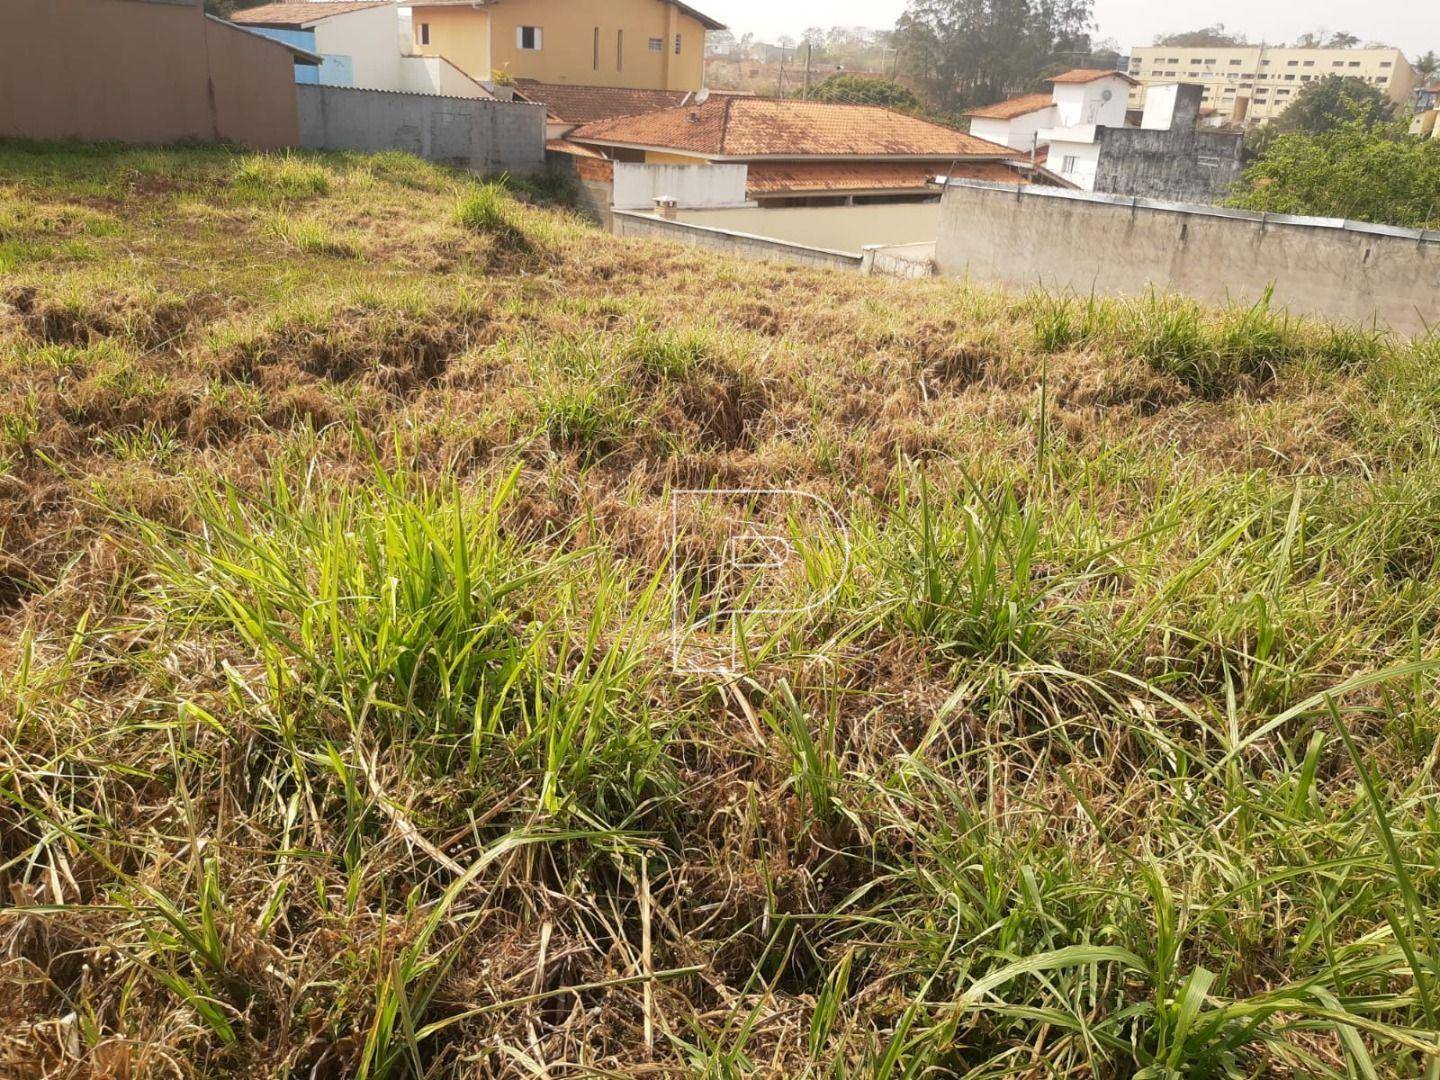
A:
942;178;1440;245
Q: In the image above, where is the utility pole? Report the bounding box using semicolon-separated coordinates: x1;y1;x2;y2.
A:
804;42;813;98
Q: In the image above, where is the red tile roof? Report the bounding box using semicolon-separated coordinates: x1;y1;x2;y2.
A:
231;1;391;28
516;82;729;125
745;160;1032;195
570;98;1019;160
965;92;1055;120
1048;68;1140;87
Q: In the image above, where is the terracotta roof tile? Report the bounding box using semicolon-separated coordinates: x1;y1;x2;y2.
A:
965;92;1055;120
231;1;391;27
517;82;701;125
570;98;1018;159
1048;67;1139;87
744;160;1029;195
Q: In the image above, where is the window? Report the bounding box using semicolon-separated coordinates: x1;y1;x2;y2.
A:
1348;61;1360;67
1278;88;1291;96
517;25;542;50
1167;57;1179;64
1061;155;1078;174
594;27;600;69
1204;57;1217;64
1284;74;1295;80
1229;59;1243;65
417;22;430;45
1287;60;1298;66
1333;60;1345;67
675;33;682;55
1303;60;1315;66
649;37;664;51
616;29;623;71
1380;61;1393;67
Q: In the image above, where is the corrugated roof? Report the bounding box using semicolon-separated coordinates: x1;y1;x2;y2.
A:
570;98;1019;160
965;92;1055;120
1048;68;1139;87
744;160;1029;195
231;1;392;28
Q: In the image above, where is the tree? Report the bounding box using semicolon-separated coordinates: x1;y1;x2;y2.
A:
1154;24;1248;48
1414;51;1439;81
1229;119;1440;227
894;0;1096;116
811;74;924;112
1326;31;1360;49
1244;76;1393;157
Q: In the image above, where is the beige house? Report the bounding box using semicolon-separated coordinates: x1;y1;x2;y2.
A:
407;0;723;91
1125;45;1417;124
0;0;313;149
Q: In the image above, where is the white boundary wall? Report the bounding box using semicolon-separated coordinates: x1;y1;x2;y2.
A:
612;163;751;211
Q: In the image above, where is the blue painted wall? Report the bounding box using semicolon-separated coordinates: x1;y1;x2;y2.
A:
245;26;353;87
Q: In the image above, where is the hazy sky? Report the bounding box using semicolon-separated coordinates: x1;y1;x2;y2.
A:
702;1;1438;56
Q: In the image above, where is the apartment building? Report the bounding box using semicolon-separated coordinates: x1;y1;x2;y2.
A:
1125;45;1417;124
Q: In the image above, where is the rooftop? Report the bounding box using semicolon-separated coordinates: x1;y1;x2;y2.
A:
517;82;730;125
1048;68;1140;87
229;1;392;28
745;160;1038;195
965;92;1055;120
570;98;1018;160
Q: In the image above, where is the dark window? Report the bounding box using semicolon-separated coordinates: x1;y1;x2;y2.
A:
675;34;682;55
518;25;542;50
594;27;600;69
649;37;664;51
418;22;430;45
617;29;623;70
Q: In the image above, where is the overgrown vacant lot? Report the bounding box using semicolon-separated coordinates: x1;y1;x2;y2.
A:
3;141;1440;1079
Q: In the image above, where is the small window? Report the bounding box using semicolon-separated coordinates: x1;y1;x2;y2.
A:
675;33;681;55
417;22;430;45
1380;61;1392;67
1333;60;1345;66
1348;61;1360;67
1061;155;1078;175
648;37;664;52
594;27;600;69
1287;60;1298;66
616;29;623;71
517;26;542;51
1303;60;1315;67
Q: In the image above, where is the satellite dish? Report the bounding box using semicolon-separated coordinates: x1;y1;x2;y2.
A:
696;88;711;105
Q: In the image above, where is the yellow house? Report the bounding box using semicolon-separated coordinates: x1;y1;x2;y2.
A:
408;0;723;92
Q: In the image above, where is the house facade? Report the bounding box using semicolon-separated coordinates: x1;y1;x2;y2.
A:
966;70;1241;201
565;97;1053;207
1125;45;1418;125
233;2;490;97
408;0;723;91
0;0;310;148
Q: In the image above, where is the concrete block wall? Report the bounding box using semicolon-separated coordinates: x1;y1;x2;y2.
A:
935;180;1440;338
297;85;544;175
611;211;864;272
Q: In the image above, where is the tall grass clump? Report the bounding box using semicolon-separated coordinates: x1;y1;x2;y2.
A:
455;182;530;248
229;152;331;202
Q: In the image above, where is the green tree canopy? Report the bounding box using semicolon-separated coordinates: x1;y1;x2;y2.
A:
894;0;1095;116
1228;119;1440;228
1153;25;1248;47
811;74;924;112
1414;51;1439;81
1245;75;1394;156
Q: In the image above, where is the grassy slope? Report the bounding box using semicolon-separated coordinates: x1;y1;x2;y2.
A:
2;140;1440;1078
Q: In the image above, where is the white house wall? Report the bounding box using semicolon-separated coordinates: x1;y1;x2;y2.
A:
315;6;404;91
1047;139;1102;190
970;106;1056;152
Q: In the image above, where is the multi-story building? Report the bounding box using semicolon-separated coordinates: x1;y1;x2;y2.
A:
407;0;724;92
1124;45;1417;125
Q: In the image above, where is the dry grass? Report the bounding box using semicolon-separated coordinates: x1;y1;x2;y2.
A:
2;139;1440;1079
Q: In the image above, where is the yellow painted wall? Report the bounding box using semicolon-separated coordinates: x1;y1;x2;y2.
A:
490;0;707;90
644;150;708;164
410;6;492;84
